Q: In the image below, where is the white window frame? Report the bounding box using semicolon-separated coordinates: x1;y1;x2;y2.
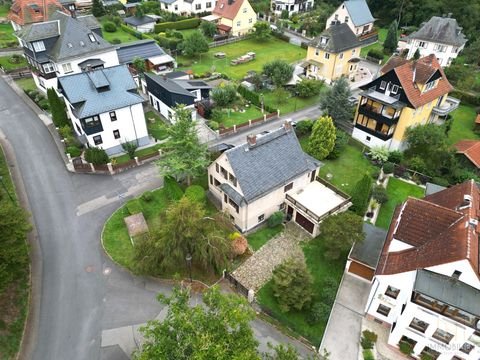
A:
344;16;349;23
32;41;45;52
391;84;399;94
379;81;387;90
206;2;211;7
418;41;426;48
324;52;330;59
236;20;241;27
62;63;73;73
195;3;201;9
249;18;252;24
43;63;55;73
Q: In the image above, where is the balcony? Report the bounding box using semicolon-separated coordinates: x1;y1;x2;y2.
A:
432;96;461;117
358;104;400;126
354;123;393;141
39;71;57;80
358;29;379;46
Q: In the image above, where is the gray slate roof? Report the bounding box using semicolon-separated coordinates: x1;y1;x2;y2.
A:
145;73;208;97
310;23;360;53
349;223;387;268
116;39;165;64
17;20;60;42
225;128;321;203
58;65;144;118
414;269;480;317
408;16;467;47
220;183;245;206
425;182;447;196
159;0;177;4
344;0;374;26
124;15;156;27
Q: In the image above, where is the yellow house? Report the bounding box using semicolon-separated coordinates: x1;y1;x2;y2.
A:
352;54;460;151
212;0;256;37
305;23;362;84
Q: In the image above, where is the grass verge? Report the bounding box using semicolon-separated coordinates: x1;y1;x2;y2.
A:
145;111;169;140
14;78;37;92
0;56;28;71
247;225;283;251
447;104;479;145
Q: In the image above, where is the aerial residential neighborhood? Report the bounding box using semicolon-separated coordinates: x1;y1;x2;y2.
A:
0;0;479;359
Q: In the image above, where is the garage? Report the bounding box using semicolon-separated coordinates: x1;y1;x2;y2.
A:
295;212;315;234
348;261;375;281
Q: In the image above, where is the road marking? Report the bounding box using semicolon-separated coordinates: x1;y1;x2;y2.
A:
76;195;120;216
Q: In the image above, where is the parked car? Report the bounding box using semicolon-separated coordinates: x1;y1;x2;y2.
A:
210;143;235;153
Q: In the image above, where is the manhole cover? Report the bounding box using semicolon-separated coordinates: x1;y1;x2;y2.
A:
103;267;111;275
85;265;94;273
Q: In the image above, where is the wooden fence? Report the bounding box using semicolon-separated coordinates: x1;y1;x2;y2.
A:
224;272;249;298
209;35;248;48
218;111;279;136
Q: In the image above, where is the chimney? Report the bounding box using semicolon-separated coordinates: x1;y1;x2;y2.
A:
163;74;167;81
247;134;256;146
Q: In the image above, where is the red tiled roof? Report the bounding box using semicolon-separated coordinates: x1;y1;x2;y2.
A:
455;140;480;168
376;180;480;278
380;54;453;109
8;0;63;26
217;23;232;32
213;0;245;20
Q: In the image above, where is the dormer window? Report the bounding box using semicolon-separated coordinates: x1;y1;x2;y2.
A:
32;41;45;52
379;81;386;90
391;85;399;94
424;80;437;92
320;36;327;45
88;33;96;42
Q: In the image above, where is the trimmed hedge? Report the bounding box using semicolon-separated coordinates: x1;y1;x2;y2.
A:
350;174;373;216
237;85;276;113
154;18;200;33
120;24;149;40
164;176;184;201
367;48;384;60
184;185;206;203
450;89;480;106
126;199;143;215
85;148;109;165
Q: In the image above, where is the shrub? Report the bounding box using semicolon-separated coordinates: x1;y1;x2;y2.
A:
268;211;284;227
211;84;237;107
295;119;313;136
363;349;375;360
382;162;394;174
66;146;81;157
319;276;338;305
369;146;389;163
295;78;323;98
361;330;377;350
350;175;373;216
388;150;403;164
399;342;414;356
230;233;248;256
38;99;50;110
141;191;153;202
154;18;201;33
208;120;219;130
307;302;330;325
367;48;384;60
121;140;138;159
372;186;388;204
103;21;117;33
111;38;122;44
431;176;449;187
84;148;109;165
9;54;22;64
370;167;381;180
164;175;184;201
58;125;72;139
184;185;206;203
126;199;143;215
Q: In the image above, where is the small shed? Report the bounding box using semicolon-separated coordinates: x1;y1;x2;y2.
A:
124;15;156;33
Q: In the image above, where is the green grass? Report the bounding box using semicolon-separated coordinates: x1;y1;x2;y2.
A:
112;143;162;164
15;77;36;92
145;111;169;140
447;105;479;145
216;105;264;128
261;91;322;115
0;4;10;17
0;22;16;48
360;28;390;64
0;55;28;71
178;38;306;80
257;240;346;345
247;225;283;251
375;177;424;229
100;21;138;44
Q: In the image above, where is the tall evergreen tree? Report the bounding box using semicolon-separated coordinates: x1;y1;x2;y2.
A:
308;115;336;160
383;20;398;54
91;0;106;17
319;76;352;124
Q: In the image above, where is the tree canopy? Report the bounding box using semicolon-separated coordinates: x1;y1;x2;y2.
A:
91;0;106;17
181;31;209;58
262;60;293;88
47;88;68;128
200;21;217;38
383;20;398;54
319;77;353;124
308;116;336;160
252;21;271;41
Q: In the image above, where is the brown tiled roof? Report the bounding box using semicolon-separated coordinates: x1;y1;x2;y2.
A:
213;0;245;20
376;180;480;278
8;0;63;26
380;54;453;109
455;140;480;168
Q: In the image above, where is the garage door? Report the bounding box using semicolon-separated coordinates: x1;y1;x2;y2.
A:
295;212;314;234
348;261;374;281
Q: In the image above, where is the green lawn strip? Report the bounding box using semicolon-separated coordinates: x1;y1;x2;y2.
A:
112;143;162;164
261;91;321;115
216;105;264;128
375;177;424;229
447;105;479;145
178;38;306;80
14;77;36;92
0;4;10;17
0;147;30;359
145;111;169;140
100;20;138;44
257;240;346;345
247;225;283;251
0;23;16;44
0;56;28;71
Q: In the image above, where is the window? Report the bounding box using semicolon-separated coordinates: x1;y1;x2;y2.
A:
379;81;386;90
109;111;117;121
113;130;120;139
339;53;344;59
75;123;82;134
391;85;399;94
229;198;239;213
434;44;447;52
258;214;265;222
460;343;474;354
432;328;454;344
220;166;228;179
279;203;285;210
352;49;356;54
38;77;45;88
206;2;211;7
366;136;371;141
315;48;319;56
376;304;391;317
43;63;55;73
243;7;247;13
284;182;293;192
452;47;458;53
344;16;349;23
229;173;237;187
418;41;426;48
385;286;400;299
214;178;221;187
334;14;338;20
324;52;330;59
215;163;219;173
224;194;227;203
174;4;178;10
320;36;327;44
165;4;168;9
249;18;253;23
425;80;436;91
88;33;96;42
93;135;103;145
84;115;101;128
209;175;213;185
409;318;429;333
419;347;440;360
237;21;241;27
195;3;201;9
32;41;45;52
62;63;72;73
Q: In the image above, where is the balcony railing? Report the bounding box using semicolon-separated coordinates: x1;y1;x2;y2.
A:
39;71;57;80
82;123;103;135
354;123;394;141
358;104;400;125
432;96;461;116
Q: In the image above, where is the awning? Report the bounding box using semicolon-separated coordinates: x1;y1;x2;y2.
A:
148;54;174;65
202;14;220;22
217;24;232;32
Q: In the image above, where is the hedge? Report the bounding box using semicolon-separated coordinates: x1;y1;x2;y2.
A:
237;86;276;113
120;24;149;40
164;176;184;201
367;48;384;60
450;90;480;106
154;18;200;33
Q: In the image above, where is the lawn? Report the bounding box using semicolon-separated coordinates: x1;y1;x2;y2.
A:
360;28;390;64
0;22;16;48
100;21;138;44
0;4;10;17
257;240;346;345
247;225;284;251
15;77;36;92
447;104;479;145
0;55;28;71
111;143;162;164
261;91;322;115
178;38;306;80
375;177;424;229
216;105;264;128
0;147;30;360
145;110;169;140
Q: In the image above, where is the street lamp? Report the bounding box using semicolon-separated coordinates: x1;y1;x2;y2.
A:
0;176;14;203
185;253;193;283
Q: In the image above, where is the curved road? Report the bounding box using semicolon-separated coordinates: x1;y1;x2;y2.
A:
0;77;314;360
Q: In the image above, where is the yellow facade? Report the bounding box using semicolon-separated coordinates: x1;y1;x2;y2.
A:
218;0;257;36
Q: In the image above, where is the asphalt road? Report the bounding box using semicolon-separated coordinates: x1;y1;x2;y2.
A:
0;76;315;360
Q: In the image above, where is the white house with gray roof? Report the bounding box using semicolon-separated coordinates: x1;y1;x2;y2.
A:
123;15;156;33
270;0;313;16
208;125;351;235
326;0;376;41
159;0;214;15
58;65;148;155
405;16;467;67
16;10;119;91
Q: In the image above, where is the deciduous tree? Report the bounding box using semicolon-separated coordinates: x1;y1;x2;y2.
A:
253;21;271;41
211;84;237;107
132;57;146;74
262;60;293;88
180;31;209;58
295;78;323;98
200;21;217;38
308;115;336;160
319;77;353;124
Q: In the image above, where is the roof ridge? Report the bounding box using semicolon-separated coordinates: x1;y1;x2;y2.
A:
407;196;464;216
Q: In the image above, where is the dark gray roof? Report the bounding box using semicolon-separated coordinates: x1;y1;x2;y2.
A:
17;20;60;42
116;39;165;64
414;269;480;317
225;129;321;203
124;15;156;27
76;14;102;30
78;58;105;70
425;182;447;196
58;65;144;118
349;223;387;268
220;183;246;206
344;0;374;26
310;23;360;53
165;71;189;79
145;73;198;97
408;16;467;47
159;0;177;4
176;79;211;90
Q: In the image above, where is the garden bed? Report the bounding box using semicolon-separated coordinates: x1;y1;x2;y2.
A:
111;143;162;165
0;22;17;49
0;55;28;71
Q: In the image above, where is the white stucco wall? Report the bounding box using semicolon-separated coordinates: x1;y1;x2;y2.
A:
147;91;196;123
406;39;465;67
56;49;120;77
352;127;394;150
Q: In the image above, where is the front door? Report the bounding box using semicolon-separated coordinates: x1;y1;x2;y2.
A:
286;205;294;220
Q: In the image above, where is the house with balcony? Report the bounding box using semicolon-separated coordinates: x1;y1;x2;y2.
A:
8;0;65;31
364;180;480;360
325;0;377;45
405;15;467;67
15;10;119;91
212;0;257;37
304;23;362;84
352;54;459;150
207;125;351;235
270;0;314;16
57;65;149;155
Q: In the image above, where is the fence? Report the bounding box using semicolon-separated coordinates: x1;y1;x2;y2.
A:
218;111;279;136
391;163;431;185
224;272;249;298
209;35;248;48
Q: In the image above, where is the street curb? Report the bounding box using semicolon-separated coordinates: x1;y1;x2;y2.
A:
0;132;42;360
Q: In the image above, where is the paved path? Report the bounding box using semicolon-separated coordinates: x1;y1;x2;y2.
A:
233;224;308;291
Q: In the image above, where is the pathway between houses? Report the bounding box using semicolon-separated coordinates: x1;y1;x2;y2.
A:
232;223;309;292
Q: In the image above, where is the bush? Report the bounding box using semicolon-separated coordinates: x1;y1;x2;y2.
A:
399;342;414;356
66;146;81;157
295;78;323;98
126;199;143;215
361;330;377;350
382;162;394;174
362;349;375;360
121;141;138;159
38;99;50;110
58;125;73;139
295;119;313;136
307;302;330;325
103;21;117;33
141;191;153;202
388;150;403;164
111;38;122;44
431;176;449;187
208;120;219;130
84;148;109;165
372;186;388;204
370;167;381;180
184;185;206;203
268;211;284;227
367;48;384;60
211;84;237;107
154;18;201;33
319;276;338;305
350;175;373;216
164;175;184;201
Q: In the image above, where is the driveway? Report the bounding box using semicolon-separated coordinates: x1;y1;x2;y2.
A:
319;274;371;360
